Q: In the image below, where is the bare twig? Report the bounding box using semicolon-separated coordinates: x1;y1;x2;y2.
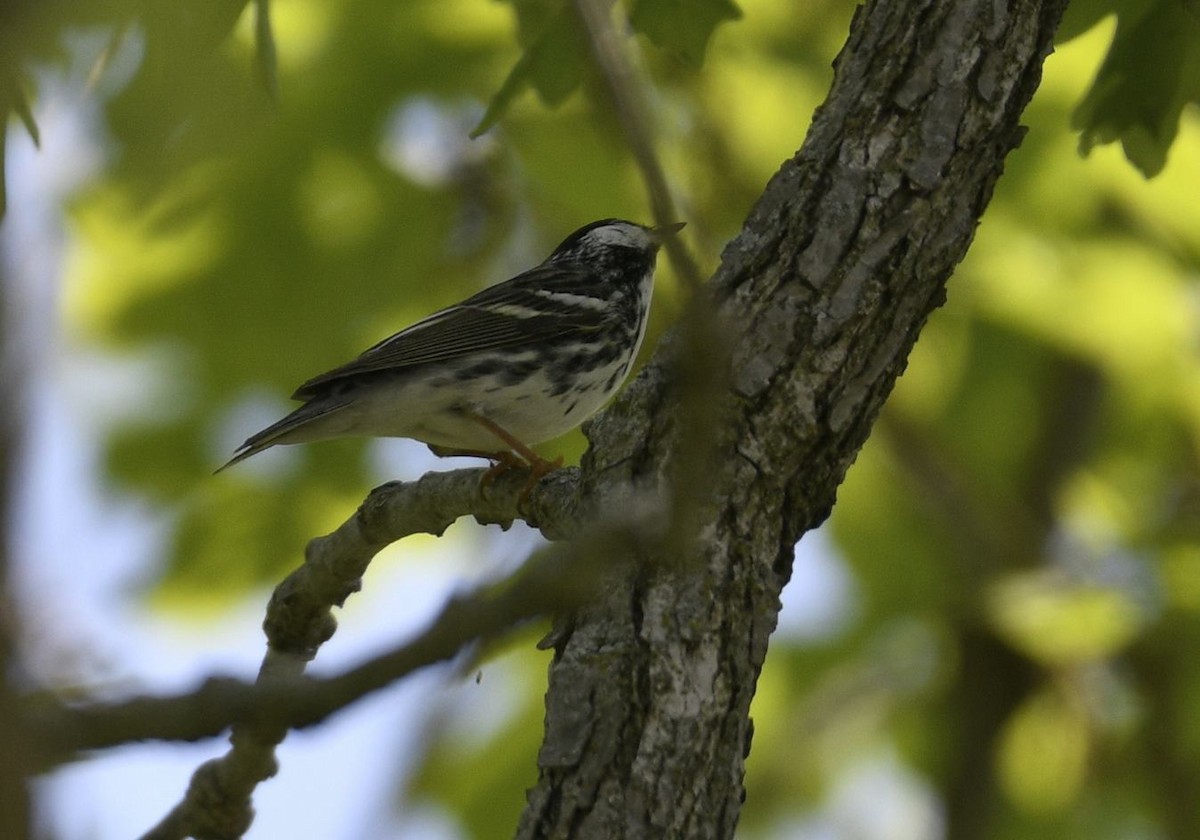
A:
38;517;629;756
128;465;580;840
572;0;732;560
572;0;703;289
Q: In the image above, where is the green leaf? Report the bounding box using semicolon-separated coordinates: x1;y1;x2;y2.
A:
628;0;742;68
1;76;40;218
1055;0;1125;44
474;0;744;136
254;0;279;103
11;83;41;148
1070;0;1200;177
473;2;585;137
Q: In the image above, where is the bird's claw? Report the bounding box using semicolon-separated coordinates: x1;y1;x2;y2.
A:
479;452;563;505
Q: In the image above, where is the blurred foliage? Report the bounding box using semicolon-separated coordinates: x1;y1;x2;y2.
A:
5;0;1200;838
472;0;741;135
405;631;551;838
629;0;743;68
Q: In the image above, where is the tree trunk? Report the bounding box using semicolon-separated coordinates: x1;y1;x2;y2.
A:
517;0;1071;836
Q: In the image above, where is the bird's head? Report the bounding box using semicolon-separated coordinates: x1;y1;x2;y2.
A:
548;218;685;266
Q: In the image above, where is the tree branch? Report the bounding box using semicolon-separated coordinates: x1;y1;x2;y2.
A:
518;0;1072;836
121;465;580;840
35;494;654;763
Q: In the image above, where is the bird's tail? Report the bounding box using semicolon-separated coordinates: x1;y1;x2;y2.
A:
215;400;349;473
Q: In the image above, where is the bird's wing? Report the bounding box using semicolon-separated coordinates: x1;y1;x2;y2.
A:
291;264;608;399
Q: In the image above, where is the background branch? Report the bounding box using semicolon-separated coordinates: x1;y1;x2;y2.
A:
38;501;655;767
131;465;580;840
572;0;703;288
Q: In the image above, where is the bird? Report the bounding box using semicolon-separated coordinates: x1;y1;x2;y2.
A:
218;218;684;490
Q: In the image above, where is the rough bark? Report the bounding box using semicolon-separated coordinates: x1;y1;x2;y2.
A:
517;0;1071;837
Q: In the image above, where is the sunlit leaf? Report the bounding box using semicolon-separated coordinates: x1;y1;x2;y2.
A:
998;687;1090;814
987;572;1143;664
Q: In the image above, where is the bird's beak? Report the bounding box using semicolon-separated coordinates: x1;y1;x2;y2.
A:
650;221;686;241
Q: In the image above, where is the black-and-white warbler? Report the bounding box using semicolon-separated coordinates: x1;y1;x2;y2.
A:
219;219;684;484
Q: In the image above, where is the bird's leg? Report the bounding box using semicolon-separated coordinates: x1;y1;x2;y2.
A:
427;443;517;463
465;412;563;500
427;443;524;490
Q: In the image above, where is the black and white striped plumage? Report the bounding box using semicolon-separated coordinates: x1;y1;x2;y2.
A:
219;219;682;471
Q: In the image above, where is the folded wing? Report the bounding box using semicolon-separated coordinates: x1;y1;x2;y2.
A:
292;264;610;400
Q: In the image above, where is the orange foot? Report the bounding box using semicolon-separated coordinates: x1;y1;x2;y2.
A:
513;451;564;503
430;415;564;504
427;444;520;494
